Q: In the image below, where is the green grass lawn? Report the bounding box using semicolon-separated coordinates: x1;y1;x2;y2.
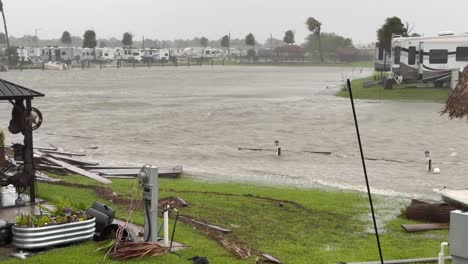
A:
336;75;452;103
3;175;448;264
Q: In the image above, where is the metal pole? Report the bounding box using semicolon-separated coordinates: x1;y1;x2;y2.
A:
25;99;35;203
347;79;384;264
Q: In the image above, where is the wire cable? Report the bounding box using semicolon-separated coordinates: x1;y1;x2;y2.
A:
347;79;384;264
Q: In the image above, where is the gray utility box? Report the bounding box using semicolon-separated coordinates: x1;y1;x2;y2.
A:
450;210;468;264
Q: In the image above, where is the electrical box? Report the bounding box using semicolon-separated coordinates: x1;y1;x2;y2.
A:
138;165;158;243
450;210;468;264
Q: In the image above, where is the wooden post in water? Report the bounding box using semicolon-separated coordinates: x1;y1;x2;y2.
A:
42;62;45;71
100;61;102;70
148;60;151;68
133;62;136;69
20;59;23;71
82;61;85;70
211;58;214;67
223;58;225;66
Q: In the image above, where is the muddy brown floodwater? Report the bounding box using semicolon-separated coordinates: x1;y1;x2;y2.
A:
0;66;466;199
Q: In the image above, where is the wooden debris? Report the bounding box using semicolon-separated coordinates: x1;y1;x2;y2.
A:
401;223;449;233
179;216;232;234
36;171;61;183
177;196;188;207
238;147;332;155
405;202;455;223
344;256;451;264
41;150;86;157
47;153;99;166
262;253;282;263
219;238;251;259
35;151;112;184
81;166;142;170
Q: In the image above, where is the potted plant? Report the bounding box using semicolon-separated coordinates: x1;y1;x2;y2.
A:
12;198;96;249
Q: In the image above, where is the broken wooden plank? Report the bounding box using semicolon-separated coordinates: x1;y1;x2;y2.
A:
344;256;451;264
47;153;99;166
262;253;282;263
405;202;455;223
179;216;232;234
35;151;111;184
41;150;86;157
36;171;61;183
401;223;449;233
177;197;188;207
80;166;142;170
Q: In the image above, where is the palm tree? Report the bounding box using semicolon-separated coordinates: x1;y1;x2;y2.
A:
306;17;323;62
0;0;10;65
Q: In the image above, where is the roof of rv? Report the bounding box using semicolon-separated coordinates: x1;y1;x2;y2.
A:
393;33;468;42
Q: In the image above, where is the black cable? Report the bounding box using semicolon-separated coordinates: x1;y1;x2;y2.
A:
144;200;151;242
347;79;384;264
169;210;179;249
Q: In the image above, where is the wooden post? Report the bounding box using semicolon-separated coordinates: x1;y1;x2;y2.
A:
211;58;214;67
100;61;103;70
20;59;23;71
148;61;151;68
223;58;225;66
133;62;136;69
42;62;45;71
82;61;85;70
24;99;35;203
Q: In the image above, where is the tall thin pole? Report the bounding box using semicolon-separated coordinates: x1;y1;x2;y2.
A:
347;79;384;264
0;0;9;50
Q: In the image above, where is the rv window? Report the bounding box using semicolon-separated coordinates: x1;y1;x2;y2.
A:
429;50;448;64
61;52;66;55
408;46;416;65
104;53;109;56
456;47;468;61
378;47;384;60
394;46;401;64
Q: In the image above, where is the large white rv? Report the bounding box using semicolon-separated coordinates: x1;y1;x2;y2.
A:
390;32;468;87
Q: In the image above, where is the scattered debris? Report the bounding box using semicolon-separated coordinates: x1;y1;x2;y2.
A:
35;151;111;184
179;216;232;234
401;223;449;233
176;196;188;207
218;238;251;259
405;199;455;223
261;253;282;263
237;147;332;155
109;242;168;260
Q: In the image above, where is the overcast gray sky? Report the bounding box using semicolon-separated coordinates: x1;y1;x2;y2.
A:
4;0;466;45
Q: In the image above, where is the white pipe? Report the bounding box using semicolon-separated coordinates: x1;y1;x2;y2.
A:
438;242;449;264
163;206;169;247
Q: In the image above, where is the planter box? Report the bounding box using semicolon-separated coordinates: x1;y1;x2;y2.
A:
12;217;95;249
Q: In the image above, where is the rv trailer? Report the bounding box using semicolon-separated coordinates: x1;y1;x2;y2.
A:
390;32;468;87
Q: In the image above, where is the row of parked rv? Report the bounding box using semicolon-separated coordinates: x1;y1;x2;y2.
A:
375;31;468;88
13;46;244;64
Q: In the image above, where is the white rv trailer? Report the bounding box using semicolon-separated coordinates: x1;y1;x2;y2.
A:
391;32;468;86
142;48;170;62
80;48;95;61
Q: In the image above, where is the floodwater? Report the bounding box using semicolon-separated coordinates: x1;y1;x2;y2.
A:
1;66;467;199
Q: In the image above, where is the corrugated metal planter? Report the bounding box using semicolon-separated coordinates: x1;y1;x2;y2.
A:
12;217;95;249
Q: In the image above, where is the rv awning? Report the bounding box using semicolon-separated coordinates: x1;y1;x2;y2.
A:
0;79;45;100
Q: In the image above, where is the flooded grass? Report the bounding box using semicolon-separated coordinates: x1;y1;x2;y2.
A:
336;76;452;102
3;175;448;264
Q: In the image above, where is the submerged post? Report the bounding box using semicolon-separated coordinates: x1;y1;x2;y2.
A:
347;79;384;264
